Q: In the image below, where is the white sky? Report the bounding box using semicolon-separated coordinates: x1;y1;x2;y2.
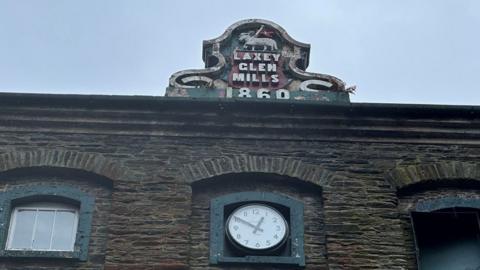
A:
0;0;479;105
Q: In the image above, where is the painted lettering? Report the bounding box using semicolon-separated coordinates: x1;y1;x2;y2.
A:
232;73;245;82
238;88;252;98
276;89;290;99
271;74;279;83
226;88;291;100
258;63;266;72
233;51;241;60
226;87;233;98
257;89;271;98
267;63;276;72
239;63;248;71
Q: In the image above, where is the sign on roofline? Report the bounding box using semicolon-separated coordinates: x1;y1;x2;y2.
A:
166;19;354;103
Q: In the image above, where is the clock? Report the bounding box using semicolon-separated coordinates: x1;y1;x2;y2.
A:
226;203;288;251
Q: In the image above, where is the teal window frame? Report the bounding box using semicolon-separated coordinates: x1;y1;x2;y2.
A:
209;191;305;266
0;185;94;261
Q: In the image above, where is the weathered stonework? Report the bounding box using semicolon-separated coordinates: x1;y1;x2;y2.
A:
183;155;334;186
387;161;480;189
0;93;478;269
0;150;127;181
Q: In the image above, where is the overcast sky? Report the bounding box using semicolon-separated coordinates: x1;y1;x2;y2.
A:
0;0;479;105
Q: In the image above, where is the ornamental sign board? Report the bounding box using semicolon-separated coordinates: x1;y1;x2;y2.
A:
166;19;352;103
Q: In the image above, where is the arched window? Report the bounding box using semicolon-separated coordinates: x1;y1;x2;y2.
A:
0;185;94;260
6;202;79;251
411;198;480;270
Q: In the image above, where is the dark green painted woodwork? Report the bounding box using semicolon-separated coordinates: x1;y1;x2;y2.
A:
0;185;95;261
210;191;305;266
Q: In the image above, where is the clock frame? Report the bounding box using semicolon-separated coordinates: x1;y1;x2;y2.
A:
209;191;305;266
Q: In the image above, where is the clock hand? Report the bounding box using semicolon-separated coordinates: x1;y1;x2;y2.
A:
233;216;264;232
252;216;264;234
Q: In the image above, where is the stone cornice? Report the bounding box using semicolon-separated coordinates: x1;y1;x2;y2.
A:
0;93;479;145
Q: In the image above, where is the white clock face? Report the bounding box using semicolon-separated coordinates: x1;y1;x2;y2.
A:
226;204;288;251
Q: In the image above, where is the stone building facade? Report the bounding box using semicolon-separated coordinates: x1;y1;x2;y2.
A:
0;19;479;270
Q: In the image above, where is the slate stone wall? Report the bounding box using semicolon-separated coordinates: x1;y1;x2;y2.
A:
0;94;478;269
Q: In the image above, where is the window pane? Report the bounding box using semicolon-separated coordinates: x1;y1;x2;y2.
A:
32;210;55;250
9;209;36;249
412;210;480;270
51;210;77;251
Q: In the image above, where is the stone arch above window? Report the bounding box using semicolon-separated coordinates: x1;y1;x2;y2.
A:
182;155;334;187
414;196;480;212
0;150;127;182
386;161;480;190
